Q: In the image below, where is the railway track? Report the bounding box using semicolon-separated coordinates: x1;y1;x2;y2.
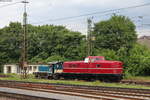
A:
0;91;53;100
121;80;150;86
0;80;150;100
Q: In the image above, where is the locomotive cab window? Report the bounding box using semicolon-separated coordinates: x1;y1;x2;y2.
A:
95;58;104;61
91;58;101;62
95;58;100;60
84;58;89;63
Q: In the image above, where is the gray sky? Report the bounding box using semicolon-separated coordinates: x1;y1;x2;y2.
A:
0;0;150;36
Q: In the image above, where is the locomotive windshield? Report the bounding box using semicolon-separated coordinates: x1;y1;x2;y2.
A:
84;57;104;63
91;58;102;62
84;58;89;63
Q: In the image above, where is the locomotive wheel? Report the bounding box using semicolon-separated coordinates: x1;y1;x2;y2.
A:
108;76;122;82
52;74;60;80
114;76;122;82
36;75;41;79
47;76;53;79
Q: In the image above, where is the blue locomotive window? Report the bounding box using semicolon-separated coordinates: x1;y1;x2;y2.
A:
54;63;63;69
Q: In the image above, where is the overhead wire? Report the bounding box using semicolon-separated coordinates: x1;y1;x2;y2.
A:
30;2;150;24
0;1;22;8
1;1;148;34
143;24;150;26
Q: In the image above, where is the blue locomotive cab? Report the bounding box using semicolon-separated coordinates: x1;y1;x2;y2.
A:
33;62;63;79
49;62;63;74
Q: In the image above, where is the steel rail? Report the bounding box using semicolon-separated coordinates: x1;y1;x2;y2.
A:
0;80;150;100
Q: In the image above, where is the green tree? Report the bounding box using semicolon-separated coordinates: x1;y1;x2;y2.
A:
45;55;68;62
93;15;137;51
95;48;119;61
27;25;85;62
125;44;150;76
0;22;22;63
0;22;85;72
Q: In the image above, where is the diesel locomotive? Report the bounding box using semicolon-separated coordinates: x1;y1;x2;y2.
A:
34;56;123;82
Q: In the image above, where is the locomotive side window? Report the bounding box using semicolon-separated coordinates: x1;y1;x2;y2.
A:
96;64;101;67
69;64;72;67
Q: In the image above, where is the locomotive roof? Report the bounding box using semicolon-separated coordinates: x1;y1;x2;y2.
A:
48;61;63;64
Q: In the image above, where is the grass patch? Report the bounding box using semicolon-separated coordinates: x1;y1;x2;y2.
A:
124;76;150;82
0;74;150;90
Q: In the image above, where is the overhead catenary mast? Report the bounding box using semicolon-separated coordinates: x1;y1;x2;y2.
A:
87;18;93;56
21;0;29;78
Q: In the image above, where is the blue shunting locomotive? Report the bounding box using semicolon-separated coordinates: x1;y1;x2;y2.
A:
33;62;63;79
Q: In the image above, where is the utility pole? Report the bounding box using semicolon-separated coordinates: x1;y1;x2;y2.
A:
20;0;29;78
87;18;93;56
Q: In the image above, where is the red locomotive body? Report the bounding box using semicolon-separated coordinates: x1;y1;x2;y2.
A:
62;56;123;81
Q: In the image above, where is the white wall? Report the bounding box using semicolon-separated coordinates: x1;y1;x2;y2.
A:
3;64;19;74
27;65;39;74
